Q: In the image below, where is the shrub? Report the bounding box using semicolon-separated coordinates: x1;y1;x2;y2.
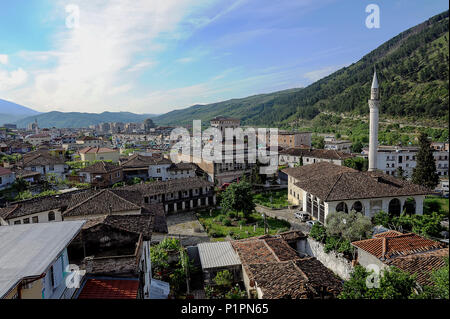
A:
227;211;237;219
223;218;232;226
213;270;233;288
159;237;180;251
238;220;247;227
309;223;327;242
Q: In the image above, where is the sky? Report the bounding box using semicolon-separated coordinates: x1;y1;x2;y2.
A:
0;0;448;115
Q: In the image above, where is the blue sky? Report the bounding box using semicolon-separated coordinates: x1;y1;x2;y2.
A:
0;0;448;114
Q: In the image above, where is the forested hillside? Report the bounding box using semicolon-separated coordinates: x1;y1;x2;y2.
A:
155;10;449;127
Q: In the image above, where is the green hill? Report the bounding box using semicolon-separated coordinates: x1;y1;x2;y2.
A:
154;10;449;127
14;111;156;128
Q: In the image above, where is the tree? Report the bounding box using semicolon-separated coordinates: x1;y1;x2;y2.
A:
343;157;368;171
309;223;327;242
294;156;303;167
326;211;372;242
339;265;417;299
220;182;255;218
12;178;29;193
396;167;406;180
213;270;233;288
416;257;449;299
412;133;439;189
351;141;363;153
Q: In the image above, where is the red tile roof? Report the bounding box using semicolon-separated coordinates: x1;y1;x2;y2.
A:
0;166;12;176
79;147;116;154
352;231;445;260
77;278;139;299
385;248;449;286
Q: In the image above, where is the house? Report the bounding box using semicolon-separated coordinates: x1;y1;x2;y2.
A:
352;230;448;288
283;162;431;223
279;148;354;167
324;140;352;153
230;234;342;299
11;168;41;184
77;161;123;187
0;167;15;190
119;177;216;213
120;154;173;181
0;221;85;299
78;147;120;163
25;133;52;146
76;136;103;147
69;215;157;299
0;188;168;236
167;162;197;180
2;140;33;154
19;152;67;179
361;145;449;179
277;131;312;149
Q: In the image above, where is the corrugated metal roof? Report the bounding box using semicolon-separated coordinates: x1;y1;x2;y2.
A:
197;241;241;270
0;221;85;298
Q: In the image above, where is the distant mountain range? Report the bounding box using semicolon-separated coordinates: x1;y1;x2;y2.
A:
154;10;449;127
0;99;41;124
12;111;157;128
0;99;157;128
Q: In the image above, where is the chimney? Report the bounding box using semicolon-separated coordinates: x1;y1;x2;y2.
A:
381;237;387;260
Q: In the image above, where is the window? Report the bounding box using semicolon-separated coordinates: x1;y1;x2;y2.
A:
49;165;54;171
14;220;21;225
49;266;55;288
32;216;39;223
48;211;55;221
23;218;30;224
157;168;161;173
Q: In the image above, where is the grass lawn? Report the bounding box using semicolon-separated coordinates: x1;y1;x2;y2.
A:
424;195;449;216
253;190;290;209
197;209;290;240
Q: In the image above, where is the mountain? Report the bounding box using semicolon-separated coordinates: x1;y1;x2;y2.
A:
0;99;41;125
14;111;157;128
154;10;449;127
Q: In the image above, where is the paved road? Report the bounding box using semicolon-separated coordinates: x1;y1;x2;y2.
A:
255;205;311;234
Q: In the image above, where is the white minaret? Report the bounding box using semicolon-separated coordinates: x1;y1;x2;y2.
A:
368;69;379;172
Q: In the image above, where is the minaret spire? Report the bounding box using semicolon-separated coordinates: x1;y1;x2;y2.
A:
368;67;380;172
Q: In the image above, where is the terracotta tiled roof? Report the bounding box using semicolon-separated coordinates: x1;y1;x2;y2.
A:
77;278;139;299
0;167;12;176
352;231;446;260
231;239;279;264
373;230;403;238
283;162;431;201
120;154;171;168
264;237;300;261
246;261;311;299
385;248;449;286
79;161;121;174
118;177;214;196
82;213;154;240
22;153;65;166
62;189;141;217
4;189;97;220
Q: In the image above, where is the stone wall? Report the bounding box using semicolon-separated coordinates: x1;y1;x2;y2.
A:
299;238;354;280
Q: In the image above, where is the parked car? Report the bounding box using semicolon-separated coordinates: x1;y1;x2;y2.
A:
294;211;310;221
306;220;320;227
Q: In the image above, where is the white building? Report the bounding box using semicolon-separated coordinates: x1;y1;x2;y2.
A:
0;221;85;299
284;162;430;224
279;148;354;167
0;167;15;190
324;140;352;153
362;145;449;178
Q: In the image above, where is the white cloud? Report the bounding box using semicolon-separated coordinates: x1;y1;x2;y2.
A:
0;54;8;65
6;0;218;112
0;68;28;91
